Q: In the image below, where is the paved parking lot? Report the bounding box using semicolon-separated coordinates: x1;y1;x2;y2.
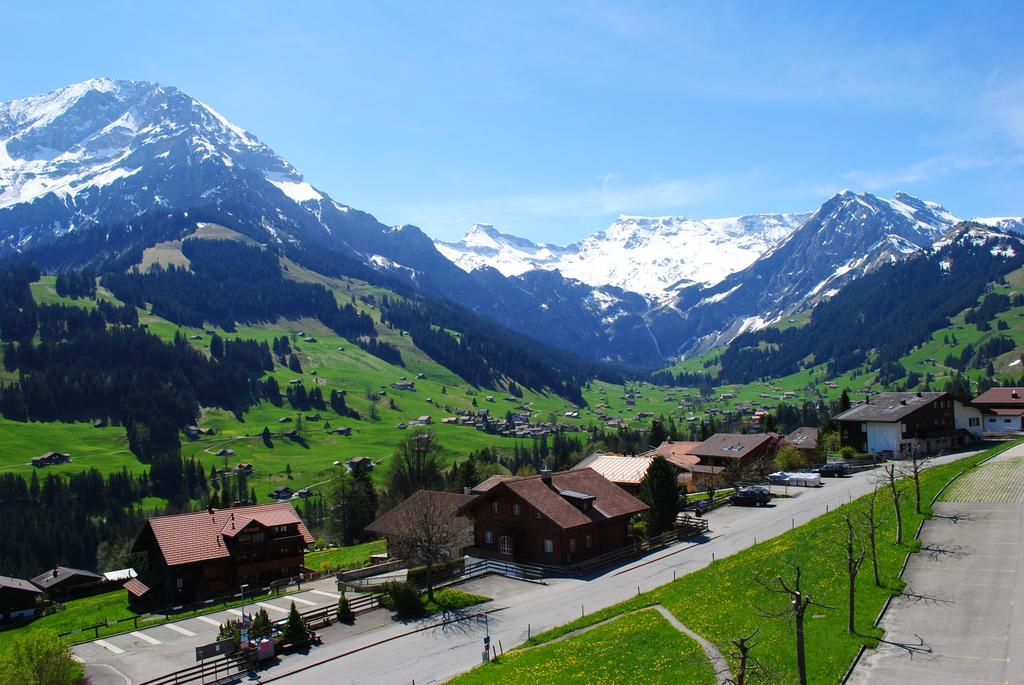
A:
77;578;344;684
850;447;1024;685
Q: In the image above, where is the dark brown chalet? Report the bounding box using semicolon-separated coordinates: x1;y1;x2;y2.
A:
460;468;648;567
833;391;979;456
0;575;41;622
126;503;314;611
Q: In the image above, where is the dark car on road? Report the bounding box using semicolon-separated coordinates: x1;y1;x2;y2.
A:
817;462;849;478
729;486;772;506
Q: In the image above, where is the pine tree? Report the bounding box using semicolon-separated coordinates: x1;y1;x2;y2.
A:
337;594;356;623
639;456;680;536
283;602;307;643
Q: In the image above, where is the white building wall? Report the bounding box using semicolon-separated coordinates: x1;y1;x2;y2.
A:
984;415;1023;432
865;422;902;453
954;402;984;440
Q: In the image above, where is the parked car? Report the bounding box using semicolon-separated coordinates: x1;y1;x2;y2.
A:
818;462;850;477
768;472;790;485
730;486;772;507
685;497;715;515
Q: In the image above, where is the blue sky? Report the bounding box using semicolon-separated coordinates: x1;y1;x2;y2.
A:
4;1;1023;242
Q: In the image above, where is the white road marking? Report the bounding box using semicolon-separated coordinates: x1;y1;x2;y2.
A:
130;631;161;645
164;623;197;637
95;639;125;654
290;596;317;606
195;616;222;626
309;589;340;599
256;601;289;613
225;609;243;617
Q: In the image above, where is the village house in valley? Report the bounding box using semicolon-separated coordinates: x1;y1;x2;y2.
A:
972;387;1024;433
687;433;779;486
0;575;42;622
125;502;314;611
30;566;103;599
461;468;648;567
365;490;476;561
834;391;982;456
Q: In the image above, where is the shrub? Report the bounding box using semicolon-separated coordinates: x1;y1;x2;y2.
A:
250;608;273;640
774;444;805;471
0;629;82;685
381;581;425;618
217;619;241;649
407;557;465;586
338;594;356;623
838;446;857;460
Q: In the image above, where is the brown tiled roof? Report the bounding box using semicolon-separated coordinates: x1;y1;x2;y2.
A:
986;407;1024;416
689;433;775;460
30;566;102;590
0;575;41;594
648;441;701;468
365;490;476;537
123;577;153;598
140;503;314;567
471;474;516;494
464;468;648;530
973;387;1024;406
785;427;820;450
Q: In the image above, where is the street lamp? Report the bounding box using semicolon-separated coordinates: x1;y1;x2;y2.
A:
239;583;249;624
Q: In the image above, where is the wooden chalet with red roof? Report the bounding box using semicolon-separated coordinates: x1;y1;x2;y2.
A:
461;468;648;567
125;502;314;611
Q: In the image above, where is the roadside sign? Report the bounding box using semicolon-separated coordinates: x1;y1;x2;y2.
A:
195;638;234;661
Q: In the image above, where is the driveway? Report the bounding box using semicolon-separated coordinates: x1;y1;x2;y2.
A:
849;444;1024;685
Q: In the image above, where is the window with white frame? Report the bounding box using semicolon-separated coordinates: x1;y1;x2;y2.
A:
491;501;500;514
585;534;592;548
512;503;521;517
500;536;513;555
543;538;553;554
484;530;494;545
569;538;576;553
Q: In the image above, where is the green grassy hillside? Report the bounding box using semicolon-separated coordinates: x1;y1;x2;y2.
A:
1;229;693;504
658;266;1024;411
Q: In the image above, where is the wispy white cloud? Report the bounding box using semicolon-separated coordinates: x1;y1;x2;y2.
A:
396;174;729;242
841;155;1001;192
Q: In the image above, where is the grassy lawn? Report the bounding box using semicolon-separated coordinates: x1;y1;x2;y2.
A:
423;588;490;614
450;608;715;685
305;540;386;572
450;441;1018;685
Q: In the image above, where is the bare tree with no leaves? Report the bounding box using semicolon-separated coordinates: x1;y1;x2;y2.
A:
725;627;762;685
844;515;866;634
386;492;471;601
901;447;932;515
757;565;834;685
879;463;905;545
859;487;882;587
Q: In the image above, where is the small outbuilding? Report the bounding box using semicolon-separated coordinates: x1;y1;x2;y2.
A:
0;576;42;622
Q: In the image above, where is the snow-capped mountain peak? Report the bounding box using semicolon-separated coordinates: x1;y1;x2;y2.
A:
435;211;810;299
0;78;329;250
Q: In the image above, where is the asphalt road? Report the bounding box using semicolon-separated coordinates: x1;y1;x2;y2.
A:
262;448;986;685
